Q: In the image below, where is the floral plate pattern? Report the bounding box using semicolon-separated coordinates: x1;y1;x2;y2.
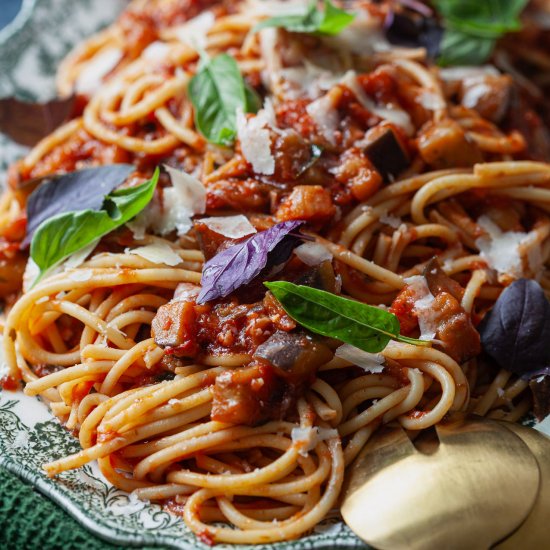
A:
0;1;365;547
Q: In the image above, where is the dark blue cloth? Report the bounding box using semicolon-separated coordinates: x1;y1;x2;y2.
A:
0;0;22;30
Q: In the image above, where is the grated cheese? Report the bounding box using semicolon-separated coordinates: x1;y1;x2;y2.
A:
142;41;172;63
294;242;333;266
67;269;93;282
110;492;149;516
291;426;339;457
475;215;535;279
130;166;206;238
341;71;413;135
306;94;339;144
379;211;402;229
199;214;257;239
334;344;385;373
404;275;437;341
237;105;276;175
76;47;123;95
172;11;215;50
125;242;182;266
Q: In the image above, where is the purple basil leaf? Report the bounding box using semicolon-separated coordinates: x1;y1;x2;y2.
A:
0;95;75;146
385;12;443;59
23;164;135;247
197;220;304;303
479;279;550;380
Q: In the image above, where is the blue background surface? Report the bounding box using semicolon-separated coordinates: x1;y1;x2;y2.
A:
0;0;23;30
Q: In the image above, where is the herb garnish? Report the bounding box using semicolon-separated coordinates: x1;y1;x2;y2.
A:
435;0;528;66
197;221;304;304
24;164;135;246
188;54;260;146
30;169;159;284
479;278;550;380
253;0;355;36
386;0;528;66
265;282;428;353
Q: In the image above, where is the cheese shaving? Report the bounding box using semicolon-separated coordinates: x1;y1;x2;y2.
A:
475;215;533;279
294;242;333;266
76;47;123;95
172;11;215;50
126;242;182;266
404;275;437;341
199;215;257;239
334;344;385;373
237;106;275;175
291;426;339;457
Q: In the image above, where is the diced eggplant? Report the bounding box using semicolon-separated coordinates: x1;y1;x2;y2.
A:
459;75;512;124
423;257;464;302
253;330;333;381
363;126;410;182
151;301;197;355
417;119;483;169
193;220;239;261
530;377;550;421
296;260;338;293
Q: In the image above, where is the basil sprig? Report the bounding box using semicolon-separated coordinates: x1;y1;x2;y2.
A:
265;282;427;353
253;0;355;36
435;0;528;66
188;54;260;146
30;168;159;284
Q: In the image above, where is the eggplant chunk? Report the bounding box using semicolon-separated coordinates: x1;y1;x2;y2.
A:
253;330;333;381
363;126;410;182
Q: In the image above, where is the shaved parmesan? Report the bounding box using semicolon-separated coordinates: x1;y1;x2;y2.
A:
110;492;148;516
126;242;182;266
335;344;385;373
142;41;172;63
76;48;123;95
280;61;344;99
237;106;275;175
323;9;389;55
247;0;308;16
173;282;201;302
294;242;332;266
68;269;93;282
418;90;446;111
64;239;99;269
475;215;532;279
439;65;499;82
172;11;215;50
404;275;437;341
379;211;402;228
306;94;339;144
291;426;339;456
130;166;206;238
341;71;413;135
200;215;256;239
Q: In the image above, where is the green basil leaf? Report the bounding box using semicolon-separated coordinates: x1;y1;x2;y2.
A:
265;281;427;353
434;0;528;66
253;0;354;36
244;83;262;114
437;29;495;67
188;54;249;146
30;169;159;284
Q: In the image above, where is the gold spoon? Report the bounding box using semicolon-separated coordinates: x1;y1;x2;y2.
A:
493;421;550;550
341;415;540;550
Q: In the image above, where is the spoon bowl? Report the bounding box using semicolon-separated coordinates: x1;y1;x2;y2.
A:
341;415;540;550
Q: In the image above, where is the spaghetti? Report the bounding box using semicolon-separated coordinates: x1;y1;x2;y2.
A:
1;0;549;544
